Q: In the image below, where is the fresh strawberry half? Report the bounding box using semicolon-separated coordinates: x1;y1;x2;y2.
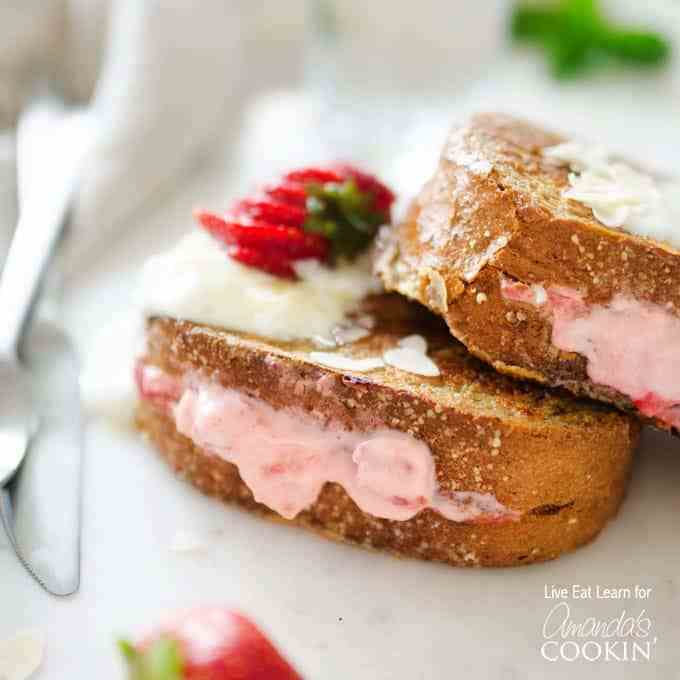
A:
195;164;395;280
119;608;303;680
228;245;298;280
197;215;329;262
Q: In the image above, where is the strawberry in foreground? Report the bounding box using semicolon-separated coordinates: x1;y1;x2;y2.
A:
119;608;303;680
195;164;395;280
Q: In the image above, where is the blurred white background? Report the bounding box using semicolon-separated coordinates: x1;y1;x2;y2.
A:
0;0;677;264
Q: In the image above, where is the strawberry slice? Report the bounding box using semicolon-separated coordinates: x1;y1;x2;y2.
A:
196;212;328;260
228;245;297;279
284;168;344;184
263;182;308;207
120;607;303;680
195;210;232;241
227;224;328;259
232;200;306;228
195;164;395;280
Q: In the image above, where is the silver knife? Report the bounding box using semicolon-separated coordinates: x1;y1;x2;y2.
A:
8;320;84;596
0;91;94;595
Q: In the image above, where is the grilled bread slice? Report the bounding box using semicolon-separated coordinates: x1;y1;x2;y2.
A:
136;294;638;567
375;113;680;432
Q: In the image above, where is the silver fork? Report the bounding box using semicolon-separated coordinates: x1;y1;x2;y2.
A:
0;91;95;592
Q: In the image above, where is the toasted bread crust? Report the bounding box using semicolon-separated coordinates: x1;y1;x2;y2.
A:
375;113;680;428
137;295;638;566
137;402;629;567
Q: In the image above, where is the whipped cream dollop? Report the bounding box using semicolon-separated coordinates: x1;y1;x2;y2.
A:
141;230;380;341
543;142;680;250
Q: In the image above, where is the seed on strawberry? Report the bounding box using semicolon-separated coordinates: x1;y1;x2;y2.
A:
228;245;298;279
232;200;306;228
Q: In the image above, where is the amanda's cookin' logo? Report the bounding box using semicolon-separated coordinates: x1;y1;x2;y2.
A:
540;600;658;662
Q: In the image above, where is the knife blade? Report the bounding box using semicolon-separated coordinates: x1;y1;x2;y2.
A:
8;319;83;596
1;92;93;595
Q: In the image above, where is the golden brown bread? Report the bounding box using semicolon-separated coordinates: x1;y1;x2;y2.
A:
136;294;639;567
138;403;631;567
374;113;680;430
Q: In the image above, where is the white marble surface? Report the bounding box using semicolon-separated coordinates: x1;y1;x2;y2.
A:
2;49;680;678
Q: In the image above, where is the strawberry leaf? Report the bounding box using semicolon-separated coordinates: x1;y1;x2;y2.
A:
120;638;184;680
304;178;387;261
119;639;139;663
196;164;394;279
145;638;183;680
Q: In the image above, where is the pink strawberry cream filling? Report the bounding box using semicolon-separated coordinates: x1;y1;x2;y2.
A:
136;363;517;523
501;279;680;428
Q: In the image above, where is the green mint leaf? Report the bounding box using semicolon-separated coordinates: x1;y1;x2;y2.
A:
510;0;671;78
601;29;671;64
562;0;601;29
549;41;593;79
510;6;562;42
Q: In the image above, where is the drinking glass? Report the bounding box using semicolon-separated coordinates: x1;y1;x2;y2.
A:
304;0;508;196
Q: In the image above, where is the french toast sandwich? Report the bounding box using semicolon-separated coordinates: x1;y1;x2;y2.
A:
135;162;639;568
376;113;680;432
137;294;638;567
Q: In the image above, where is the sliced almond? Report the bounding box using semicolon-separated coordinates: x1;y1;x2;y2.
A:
397;334;428;353
0;631;44;680
309;352;384;373
383;347;440;377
